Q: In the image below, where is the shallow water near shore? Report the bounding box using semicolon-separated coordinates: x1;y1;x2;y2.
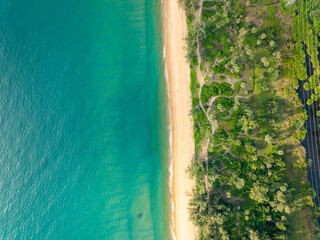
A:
0;0;170;239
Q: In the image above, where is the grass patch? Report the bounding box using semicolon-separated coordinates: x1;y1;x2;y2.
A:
201;82;233;103
190;67;199;98
234;81;244;93
203;1;223;9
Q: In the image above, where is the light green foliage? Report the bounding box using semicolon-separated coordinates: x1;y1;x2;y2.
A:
306;99;313;106
234;177;245;189
250;183;269;203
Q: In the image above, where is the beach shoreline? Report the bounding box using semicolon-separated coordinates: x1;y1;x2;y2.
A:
164;0;196;239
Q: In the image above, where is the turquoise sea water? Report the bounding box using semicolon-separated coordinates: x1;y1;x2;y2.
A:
0;0;170;239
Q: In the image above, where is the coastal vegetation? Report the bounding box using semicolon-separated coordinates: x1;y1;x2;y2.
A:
180;0;320;238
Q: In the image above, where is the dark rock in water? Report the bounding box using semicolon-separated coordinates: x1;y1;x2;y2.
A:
40;159;46;167
137;213;143;219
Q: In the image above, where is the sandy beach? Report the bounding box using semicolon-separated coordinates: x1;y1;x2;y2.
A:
164;0;196;239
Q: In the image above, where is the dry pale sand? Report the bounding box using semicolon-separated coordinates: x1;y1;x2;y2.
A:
164;0;196;239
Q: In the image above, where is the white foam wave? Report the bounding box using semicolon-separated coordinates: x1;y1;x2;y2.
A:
162;1;176;238
165;62;176;240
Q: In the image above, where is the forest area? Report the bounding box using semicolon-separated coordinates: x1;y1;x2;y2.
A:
179;0;320;239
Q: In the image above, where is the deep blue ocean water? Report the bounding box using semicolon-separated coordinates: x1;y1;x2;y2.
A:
0;0;170;239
